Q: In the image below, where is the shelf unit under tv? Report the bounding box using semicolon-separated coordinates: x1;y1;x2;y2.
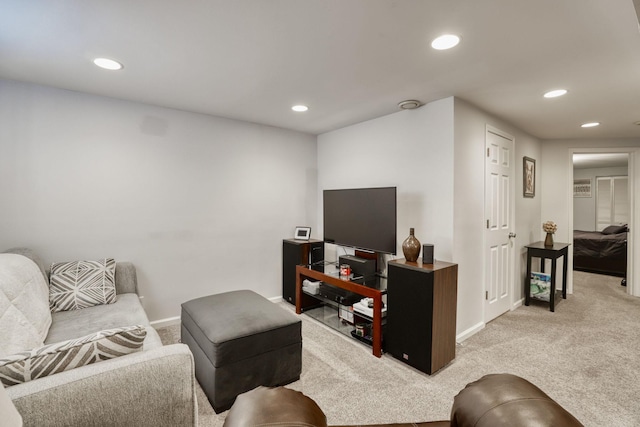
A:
301;289;387;348
295;262;387;357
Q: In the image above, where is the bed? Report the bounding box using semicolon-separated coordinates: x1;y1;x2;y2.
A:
573;224;628;277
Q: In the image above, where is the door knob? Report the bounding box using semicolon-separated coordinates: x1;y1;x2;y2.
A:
508;232;517;238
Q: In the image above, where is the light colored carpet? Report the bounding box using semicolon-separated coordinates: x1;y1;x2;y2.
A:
156;271;640;426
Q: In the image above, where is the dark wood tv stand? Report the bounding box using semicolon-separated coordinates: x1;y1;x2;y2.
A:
295;264;386;357
290;254;459;374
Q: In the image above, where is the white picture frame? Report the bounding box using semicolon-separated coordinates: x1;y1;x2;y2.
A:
294;226;311;240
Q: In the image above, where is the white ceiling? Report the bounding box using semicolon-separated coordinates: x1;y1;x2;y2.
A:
2;0;640;139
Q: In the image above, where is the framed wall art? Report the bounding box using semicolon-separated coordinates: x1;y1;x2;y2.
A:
523;156;535;198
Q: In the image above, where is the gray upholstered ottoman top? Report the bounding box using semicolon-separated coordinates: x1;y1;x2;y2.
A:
181;290;301;367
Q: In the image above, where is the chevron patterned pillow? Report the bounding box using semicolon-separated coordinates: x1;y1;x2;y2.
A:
0;325;147;386
49;258;117;312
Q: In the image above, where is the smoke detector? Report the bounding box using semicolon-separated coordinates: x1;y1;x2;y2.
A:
398;100;422;110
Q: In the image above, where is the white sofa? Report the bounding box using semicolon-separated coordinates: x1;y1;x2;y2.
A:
1;248;197;426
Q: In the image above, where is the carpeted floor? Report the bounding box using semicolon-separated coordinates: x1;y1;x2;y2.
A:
156;271;640;426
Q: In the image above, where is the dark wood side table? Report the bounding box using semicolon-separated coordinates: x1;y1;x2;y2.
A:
524;241;571;312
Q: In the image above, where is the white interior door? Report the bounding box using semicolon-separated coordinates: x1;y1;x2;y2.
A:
484;128;514;322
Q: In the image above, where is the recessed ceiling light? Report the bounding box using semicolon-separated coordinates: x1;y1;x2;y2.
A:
93;57;123;70
431;34;461;50
291;105;308;112
543;89;567;98
581;122;600;128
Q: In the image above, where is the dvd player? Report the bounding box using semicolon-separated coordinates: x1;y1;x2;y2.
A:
318;283;361;306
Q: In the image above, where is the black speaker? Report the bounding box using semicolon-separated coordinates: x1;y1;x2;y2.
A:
422;244;434;264
282;239;324;306
338;255;376;283
386;262;434;373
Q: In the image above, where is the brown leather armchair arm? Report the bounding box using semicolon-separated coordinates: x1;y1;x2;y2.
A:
223;386;328;427
451;374;583;427
223;373;583;427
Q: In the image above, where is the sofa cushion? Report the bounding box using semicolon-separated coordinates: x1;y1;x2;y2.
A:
49;258;116;312
0;325;146;387
0;254;52;357
45;293;162;349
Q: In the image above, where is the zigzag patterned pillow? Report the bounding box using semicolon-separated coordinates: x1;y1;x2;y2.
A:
49;258;117;312
0;325;147;386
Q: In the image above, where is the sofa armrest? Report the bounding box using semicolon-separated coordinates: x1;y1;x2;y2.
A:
7;343;197;427
450;373;583;427
224;386;327;427
3;247;48;281
115;261;138;294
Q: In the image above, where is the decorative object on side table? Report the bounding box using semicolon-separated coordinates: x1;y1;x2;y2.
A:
402;227;421;262
294;226;311;240
542;221;557;247
422;243;434;264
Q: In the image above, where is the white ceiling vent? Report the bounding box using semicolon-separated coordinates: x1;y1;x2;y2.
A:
398;100;422;110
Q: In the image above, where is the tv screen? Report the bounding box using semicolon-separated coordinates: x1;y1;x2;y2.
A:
323;187;397;254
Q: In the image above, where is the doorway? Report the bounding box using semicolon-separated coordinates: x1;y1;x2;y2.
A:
572;152;633;292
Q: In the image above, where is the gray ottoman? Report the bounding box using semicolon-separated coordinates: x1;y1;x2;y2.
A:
181;290;302;413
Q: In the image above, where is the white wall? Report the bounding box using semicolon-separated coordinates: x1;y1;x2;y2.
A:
317;97;455;270
573;166;628;231
318;96;543;340
0;79;318;321
542;138;640;296
1;78;548;336
453;99;542;338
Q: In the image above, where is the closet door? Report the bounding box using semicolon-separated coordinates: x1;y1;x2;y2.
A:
596;176;628;231
613;177;629;225
596;177;612;231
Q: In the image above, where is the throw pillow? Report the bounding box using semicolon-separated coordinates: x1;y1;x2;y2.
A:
0;254;52;357
49;258;116;312
0;325;147;387
601;224;628;235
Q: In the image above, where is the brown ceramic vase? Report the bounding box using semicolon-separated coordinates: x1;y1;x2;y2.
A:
402;227;421;262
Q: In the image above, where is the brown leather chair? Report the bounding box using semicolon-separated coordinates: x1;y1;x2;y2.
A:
223;373;584;427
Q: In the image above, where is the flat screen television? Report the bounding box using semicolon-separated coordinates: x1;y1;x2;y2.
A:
323;186;397;254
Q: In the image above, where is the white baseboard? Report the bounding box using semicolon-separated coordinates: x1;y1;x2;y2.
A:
456;299;524;344
269;295;284;303
150;316;181;329
456;321;485;343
